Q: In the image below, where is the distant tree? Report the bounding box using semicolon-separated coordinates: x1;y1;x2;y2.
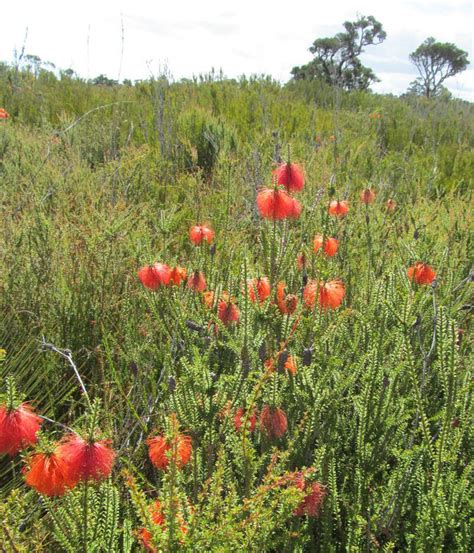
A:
409;37;469;98
91;74;118;87
291;15;386;90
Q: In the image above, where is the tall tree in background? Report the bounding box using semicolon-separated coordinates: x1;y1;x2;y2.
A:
409;37;469;97
291;15;386;90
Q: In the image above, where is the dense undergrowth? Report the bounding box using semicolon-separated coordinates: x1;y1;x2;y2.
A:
0;63;473;551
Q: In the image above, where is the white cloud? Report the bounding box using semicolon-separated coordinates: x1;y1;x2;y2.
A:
1;0;472;99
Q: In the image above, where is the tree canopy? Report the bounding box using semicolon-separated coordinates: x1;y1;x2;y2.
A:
409;37;469;97
291;15;386;90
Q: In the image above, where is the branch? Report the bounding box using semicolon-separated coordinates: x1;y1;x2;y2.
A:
39;338;91;409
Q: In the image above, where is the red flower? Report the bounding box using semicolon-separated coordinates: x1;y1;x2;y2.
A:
303;280;345;310
256;188;295;220
147;434;192;470
0;108;10;120
386;198;397;212
24;450;76;496
248;277;271;304
234;407;257;432
187;270;206;292
57;434;115;483
273;162;304;193
276;282;298;315
260;405;287;439
407;263;436;285
313;235;339;257
138;263;171;289
288;197;302;219
291;474;326;517
169;266;187;286
0;403;42;456
218;299;240;326
360;188;376;204
328;200;349;217
189;225;215;245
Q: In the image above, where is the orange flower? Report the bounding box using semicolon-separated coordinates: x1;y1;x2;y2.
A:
139;500;187;552
256;188;296;220
265;353;297;376
260;405;287;439
203;290;215;309
138;263;172;289
24;449;76;496
189;225;215;245
386;198;397;212
360;188;376;204
169;266;187;286
273;162;304;193
313;235;339;257
288;197;302;219
218;299;240;326
303;280;345;310
147;434;192;470
0;108;10;120
187;270;206;292
0;402;42;456
248;277;271;304
234;407;257;432
328;200;349;217
407;263;436;285
276;282;298;315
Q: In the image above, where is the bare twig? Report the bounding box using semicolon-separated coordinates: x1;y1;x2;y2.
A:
39;338;91;409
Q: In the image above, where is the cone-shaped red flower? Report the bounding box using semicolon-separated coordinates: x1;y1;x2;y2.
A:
138;263;172;289
276;282;298;315
218;299;240;326
360;188;376;204
0;108;10;120
260;405;287;439
0;403;42;456
57;434;115;484
248;277;271;304
303;280;345;310
273;162;304;193
147;434;192;471
234;407;257;432
291;473;326;517
407;263;436;285
24;449;76;496
189;225;215;245
313;235;339;257
328;200;349;217
386;198;397;212
187;270;206;292
169;266;187;286
256;188;295;220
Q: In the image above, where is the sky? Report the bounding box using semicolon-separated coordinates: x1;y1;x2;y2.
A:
1;0;473;99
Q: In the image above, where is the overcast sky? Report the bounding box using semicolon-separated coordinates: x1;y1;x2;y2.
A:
1;0;473;99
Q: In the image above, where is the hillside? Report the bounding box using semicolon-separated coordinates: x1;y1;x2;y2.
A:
0;65;473;551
